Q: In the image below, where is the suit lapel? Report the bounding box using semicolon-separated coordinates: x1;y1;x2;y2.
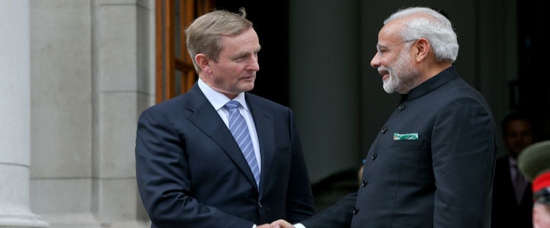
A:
185;86;258;188
246;94;275;192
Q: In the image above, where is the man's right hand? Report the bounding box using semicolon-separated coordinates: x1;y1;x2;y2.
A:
270;219;295;228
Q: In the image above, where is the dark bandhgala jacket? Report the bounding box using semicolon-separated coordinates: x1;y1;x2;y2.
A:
302;66;497;228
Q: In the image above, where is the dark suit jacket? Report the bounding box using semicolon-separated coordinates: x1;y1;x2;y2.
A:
491;156;533;228
302;66;497;228
135;84;315;228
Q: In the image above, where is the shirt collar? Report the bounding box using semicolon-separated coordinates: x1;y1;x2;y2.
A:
198;78;249;111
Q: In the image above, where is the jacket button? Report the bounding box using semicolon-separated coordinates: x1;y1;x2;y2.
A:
361;179;367;187
371;153;377;160
399;104;405;110
381;127;387;134
352;207;359;215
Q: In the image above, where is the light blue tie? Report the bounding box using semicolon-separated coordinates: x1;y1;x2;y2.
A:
225;100;260;188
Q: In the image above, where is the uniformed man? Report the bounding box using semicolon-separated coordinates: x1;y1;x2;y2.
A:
517;140;550;228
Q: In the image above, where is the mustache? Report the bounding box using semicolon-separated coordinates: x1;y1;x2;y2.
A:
377;67;390;75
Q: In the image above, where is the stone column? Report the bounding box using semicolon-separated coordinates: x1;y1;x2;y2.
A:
91;0;153;226
0;0;49;227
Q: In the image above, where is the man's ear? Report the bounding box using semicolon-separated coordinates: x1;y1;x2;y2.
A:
414;38;430;62
196;53;211;73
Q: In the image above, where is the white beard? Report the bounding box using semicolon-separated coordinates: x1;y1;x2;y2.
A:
382;47;419;94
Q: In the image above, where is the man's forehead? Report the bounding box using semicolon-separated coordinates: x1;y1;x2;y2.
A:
378;22;402;42
377;33;402;47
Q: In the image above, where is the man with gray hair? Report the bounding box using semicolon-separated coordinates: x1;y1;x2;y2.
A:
135;8;315;228
271;6;497;228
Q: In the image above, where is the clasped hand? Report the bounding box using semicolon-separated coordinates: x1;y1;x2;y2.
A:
257;219;295;228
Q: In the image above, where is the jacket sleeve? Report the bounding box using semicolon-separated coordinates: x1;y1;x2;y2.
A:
301;192;356;228
431;97;496;228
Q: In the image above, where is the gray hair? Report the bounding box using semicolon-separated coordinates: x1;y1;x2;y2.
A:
185;8;253;72
384;7;459;62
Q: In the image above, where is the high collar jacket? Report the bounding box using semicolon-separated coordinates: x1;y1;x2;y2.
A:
303;66;497;228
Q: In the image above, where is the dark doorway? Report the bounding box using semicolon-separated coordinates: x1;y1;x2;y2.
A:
214;0;290;106
517;0;550;140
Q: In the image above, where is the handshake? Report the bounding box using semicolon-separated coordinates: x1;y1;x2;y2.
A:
257;219;296;228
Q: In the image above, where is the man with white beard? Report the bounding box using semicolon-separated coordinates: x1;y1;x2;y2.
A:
271;6;497;228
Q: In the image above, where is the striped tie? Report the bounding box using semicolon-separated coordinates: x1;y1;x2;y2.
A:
225;100;260;188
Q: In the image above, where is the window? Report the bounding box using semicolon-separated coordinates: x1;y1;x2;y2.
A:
155;0;214;103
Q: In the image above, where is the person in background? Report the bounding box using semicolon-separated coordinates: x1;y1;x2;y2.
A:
135;8;315;228
271;6;497;228
492;111;539;228
518;140;550;228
